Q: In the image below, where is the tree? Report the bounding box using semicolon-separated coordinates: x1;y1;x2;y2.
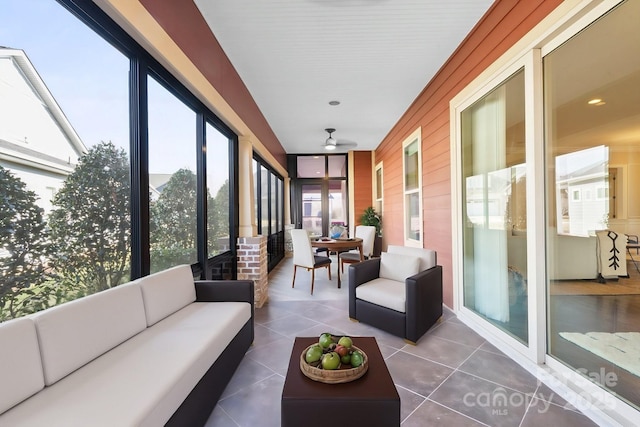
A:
48;142;130;293
150;168;198;272
0;166;51;320
209;179;230;253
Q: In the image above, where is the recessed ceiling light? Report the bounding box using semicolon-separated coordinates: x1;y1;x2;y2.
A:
588;98;603;105
328;100;340;106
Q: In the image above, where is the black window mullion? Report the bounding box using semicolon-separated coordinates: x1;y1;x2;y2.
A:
196;115;208;279
129;58;149;279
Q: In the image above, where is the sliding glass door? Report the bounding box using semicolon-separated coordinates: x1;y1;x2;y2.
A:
461;69;529;345
545;0;640;408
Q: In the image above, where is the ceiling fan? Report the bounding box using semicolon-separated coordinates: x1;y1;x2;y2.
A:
323;128;357;151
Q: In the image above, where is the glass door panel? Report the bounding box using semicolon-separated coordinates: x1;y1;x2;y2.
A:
328;180;347;230
461;69;528;344
301;184;323;237
544;0;640;409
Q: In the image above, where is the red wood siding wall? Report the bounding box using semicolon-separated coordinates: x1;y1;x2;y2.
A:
351;151;373;226
139;0;286;169
375;0;563;307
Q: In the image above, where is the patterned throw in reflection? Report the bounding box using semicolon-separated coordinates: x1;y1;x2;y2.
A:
559;331;640;377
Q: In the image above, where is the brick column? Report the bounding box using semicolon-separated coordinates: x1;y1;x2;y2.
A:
237;235;268;308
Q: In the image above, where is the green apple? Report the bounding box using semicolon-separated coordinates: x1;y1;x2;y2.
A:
319;333;333;349
350;351;364;367
340;354;351;365
305;344;323;363
337;336;353;349
321;352;341;370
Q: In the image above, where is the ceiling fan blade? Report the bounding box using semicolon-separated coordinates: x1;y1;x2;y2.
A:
336;139;358;148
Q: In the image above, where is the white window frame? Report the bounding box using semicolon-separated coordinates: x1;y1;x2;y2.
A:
402;128;422;247
374;161;383;217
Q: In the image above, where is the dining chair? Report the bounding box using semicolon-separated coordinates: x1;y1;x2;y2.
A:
291;229;332;295
339;225;376;273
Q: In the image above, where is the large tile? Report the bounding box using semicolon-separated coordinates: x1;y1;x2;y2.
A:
262;313;321;336
295;300;345;320
533;382;579;412
220;356;276;399
520;398;599;427
218;375;284;427
403;334;478;369
458;349;538;394
251;324;288;349
246;335;294;376
396;385;426;423
477;340;506;356
205;405;240;427
428;320;486;348
254;305;295;325
429;370;529;426
294;323;347;339
385;351;454;397
402;399;486;427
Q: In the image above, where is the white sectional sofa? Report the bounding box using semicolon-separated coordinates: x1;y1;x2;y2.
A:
0;264;254;426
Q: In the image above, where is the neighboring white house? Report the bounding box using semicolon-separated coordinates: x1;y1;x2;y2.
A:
0;47;86;215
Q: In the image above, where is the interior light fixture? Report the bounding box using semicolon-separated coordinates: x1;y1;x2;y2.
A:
324;128;338;150
328;100;340;106
588;98;604;105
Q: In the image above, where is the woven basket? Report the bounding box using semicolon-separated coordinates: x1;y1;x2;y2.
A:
299;345;368;384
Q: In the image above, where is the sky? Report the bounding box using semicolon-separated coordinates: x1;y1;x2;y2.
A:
1;0;229;191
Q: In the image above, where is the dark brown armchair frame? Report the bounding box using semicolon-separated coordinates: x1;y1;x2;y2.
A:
348;258;443;344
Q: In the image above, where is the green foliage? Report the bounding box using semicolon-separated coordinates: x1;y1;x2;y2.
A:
209;179;230;254
0;166;52;320
360;206;382;236
48;142;131;294
150;168;199;273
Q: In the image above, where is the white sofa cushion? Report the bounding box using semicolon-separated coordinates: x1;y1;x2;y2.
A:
379;252;420;282
387;245;436;271
356;277;406;313
139;264;196;326
32;281;147;386
0;302;251;427
0;318;44;414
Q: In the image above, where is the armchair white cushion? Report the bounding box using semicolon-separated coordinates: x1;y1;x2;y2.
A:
379;252;421;282
355;278;406;313
387;245;436;271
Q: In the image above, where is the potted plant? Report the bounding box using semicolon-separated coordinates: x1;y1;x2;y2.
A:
360;207;382;256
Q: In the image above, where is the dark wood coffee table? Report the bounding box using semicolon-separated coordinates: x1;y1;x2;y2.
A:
281;336;400;427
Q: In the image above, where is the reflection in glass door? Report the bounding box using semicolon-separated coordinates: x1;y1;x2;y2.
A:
302;184;323;237
461;69;528;344
545;0;640;409
328;180;347;229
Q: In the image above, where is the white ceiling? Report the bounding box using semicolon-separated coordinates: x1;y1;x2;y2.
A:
194;0;494;153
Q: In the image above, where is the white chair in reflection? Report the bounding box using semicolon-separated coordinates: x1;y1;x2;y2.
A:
339;225;377;273
290;229;332;295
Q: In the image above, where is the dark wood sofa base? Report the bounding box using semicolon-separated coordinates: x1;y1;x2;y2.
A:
166;279;255;427
166;320;253;427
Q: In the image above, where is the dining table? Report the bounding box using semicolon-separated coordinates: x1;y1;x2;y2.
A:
310;237;364;288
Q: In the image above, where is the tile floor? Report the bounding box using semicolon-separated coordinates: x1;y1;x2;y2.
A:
205;257;599;426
